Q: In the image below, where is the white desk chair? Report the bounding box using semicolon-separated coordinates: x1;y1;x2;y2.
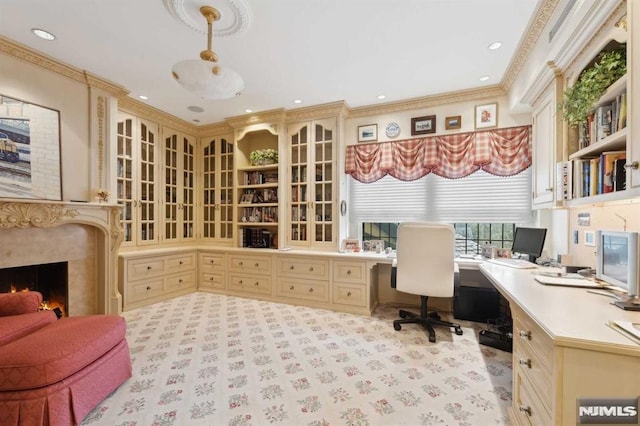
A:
392;222;463;343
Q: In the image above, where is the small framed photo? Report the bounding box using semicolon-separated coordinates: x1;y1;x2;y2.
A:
584;230;595;246
475;102;498;129
357;124;378;142
240;193;254;204
445;115;462;130
411;115;436;135
496;248;512;259
341;238;361;252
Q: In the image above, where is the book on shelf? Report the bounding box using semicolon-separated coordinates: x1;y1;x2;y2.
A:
556;161;572;201
589;157;599;197
600;150;625;194
614;158;627;192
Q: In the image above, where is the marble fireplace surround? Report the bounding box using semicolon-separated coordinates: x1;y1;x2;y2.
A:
0;200;123;315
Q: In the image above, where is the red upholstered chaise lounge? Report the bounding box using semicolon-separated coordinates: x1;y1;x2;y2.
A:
0;291;131;425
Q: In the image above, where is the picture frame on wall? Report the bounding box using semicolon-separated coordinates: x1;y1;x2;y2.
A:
474;102;498;129
445;115;462;130
357;124;378;142
411;115;436;135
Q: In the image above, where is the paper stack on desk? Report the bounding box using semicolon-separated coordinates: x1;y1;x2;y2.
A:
533;274;602;288
608;321;640;344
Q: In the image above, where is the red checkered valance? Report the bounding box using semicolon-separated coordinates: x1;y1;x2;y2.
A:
345;125;531;183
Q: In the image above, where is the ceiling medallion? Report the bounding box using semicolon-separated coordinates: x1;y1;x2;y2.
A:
163;0;251;37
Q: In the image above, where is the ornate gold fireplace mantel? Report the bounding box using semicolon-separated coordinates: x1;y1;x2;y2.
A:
0;199;124;315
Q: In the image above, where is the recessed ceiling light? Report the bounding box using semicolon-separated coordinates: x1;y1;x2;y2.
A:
187;105;204;113
245;109;253;113
293;99;302;104
488;41;502;50
31;28;56;41
138;95;149;100
479;75;490;82
377;95;386;100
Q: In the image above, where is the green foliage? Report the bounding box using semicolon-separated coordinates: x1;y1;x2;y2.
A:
561;48;626;127
249;148;278;165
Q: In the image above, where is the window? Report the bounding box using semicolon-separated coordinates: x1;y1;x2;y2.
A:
453;223;515;254
349;169;532;242
362;222;515;253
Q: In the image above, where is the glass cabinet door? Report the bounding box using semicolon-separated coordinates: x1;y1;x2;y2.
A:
182;136;195;240
138;121;157;245
313;123;333;243
116;118;133;244
202;136;234;241
290;125;309;243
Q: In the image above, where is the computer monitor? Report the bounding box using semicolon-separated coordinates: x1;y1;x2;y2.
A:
511;227;547;263
595;230;639;300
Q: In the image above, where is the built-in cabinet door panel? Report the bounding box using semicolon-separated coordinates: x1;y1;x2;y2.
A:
202;136;234;243
288;118;336;248
117;114;159;247
531;89;555;207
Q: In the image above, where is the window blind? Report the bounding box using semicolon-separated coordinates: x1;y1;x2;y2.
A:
348;168;532;225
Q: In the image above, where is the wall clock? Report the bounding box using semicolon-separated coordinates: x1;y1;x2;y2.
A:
385;122;401;138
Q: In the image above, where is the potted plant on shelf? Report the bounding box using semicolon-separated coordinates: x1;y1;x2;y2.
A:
250;148;278;166
561;47;626;127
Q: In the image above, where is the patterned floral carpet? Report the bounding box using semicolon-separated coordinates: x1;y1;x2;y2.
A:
82;292;512;426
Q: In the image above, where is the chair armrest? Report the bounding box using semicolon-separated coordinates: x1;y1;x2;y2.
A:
0;291;44;316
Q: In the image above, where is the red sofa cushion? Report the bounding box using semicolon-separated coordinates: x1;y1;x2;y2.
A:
0;292;43;316
0;311;57;346
0;315;126;391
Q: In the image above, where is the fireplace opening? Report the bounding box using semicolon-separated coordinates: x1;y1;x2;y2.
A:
0;261;68;316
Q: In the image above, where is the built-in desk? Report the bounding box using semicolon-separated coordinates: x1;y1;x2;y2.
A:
480;262;640;425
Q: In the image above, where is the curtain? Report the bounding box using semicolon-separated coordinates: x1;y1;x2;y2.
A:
345;125;531;183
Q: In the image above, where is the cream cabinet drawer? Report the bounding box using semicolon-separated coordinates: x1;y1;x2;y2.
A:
513;367;552;426
229;273;272;295
200;272;225;290
277;257;329;280
165;253;196;274
514;343;551;411
513;309;553;373
127;258;165;281
333;283;367;307
165;271;196;292
127;278;164;303
333;260;366;284
278;278;328;302
200;253;225;274
229;255;272;274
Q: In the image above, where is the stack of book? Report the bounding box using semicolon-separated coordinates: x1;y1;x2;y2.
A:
564;150;626;199
578;91;626;149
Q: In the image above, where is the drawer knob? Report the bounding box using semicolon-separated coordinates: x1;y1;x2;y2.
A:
146;286;151;290
239;261;244;266
290;265;295;270
290;285;294;290
179;261;183;265
147;266;152;270
518;358;532;369
308;288;313;293
347;291;352;297
309;267;314;272
254;282;259;286
255;263;259;267
179;279;183;283
519;406;532;417
210;277;214;281
519;330;532;340
210;260;214;264
239;280;243;284
347;270;352;275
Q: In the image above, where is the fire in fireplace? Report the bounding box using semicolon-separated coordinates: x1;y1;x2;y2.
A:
0;262;68;316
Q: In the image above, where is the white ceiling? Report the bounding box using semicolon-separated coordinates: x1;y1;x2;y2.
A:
0;0;540;125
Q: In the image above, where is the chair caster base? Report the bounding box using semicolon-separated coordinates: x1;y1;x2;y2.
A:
393;322;402;331
454;327;463;336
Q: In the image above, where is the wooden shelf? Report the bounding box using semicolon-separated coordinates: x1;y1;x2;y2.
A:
569;127;626;159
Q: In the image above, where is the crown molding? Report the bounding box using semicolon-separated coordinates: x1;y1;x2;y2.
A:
196;122;235;137
347;85;505;119
225;108;287;129
285;101;350;123
500;0;559;93
0;35;128;97
118;96;197;135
